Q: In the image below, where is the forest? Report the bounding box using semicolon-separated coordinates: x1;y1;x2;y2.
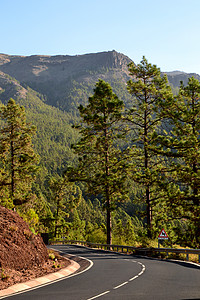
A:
0;56;199;248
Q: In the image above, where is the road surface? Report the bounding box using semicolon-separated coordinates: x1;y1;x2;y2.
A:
5;244;200;300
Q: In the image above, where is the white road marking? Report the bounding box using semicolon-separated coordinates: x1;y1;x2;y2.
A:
113;281;129;289
138;271;143;276
87;291;110;300
129;275;138;281
87;259;146;300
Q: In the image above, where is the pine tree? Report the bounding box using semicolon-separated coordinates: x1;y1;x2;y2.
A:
155;77;200;246
0;99;39;206
174;77;200;208
126;56;173;238
68;79;129;244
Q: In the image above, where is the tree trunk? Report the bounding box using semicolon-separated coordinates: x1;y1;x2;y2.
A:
54;200;60;238
104;114;112;246
10;139;15;203
144;103;152;238
106;194;112;246
146;185;152;238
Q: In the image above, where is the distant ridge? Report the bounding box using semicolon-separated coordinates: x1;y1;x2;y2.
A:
164;70;200;87
0;50;131;83
0;50;132;111
0;50;200;112
164;71;187;76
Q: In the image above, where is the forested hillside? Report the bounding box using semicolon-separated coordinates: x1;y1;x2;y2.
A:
0;51;199;248
0;70;79;175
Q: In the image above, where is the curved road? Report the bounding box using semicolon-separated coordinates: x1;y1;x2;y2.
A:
6;244;200;300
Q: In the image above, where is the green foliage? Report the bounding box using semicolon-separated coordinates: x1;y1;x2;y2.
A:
112;208;145;245
22;89;80;176
48;175;82;238
0;195;14;209
1;268;9;281
0;99;39;206
19;208;39;233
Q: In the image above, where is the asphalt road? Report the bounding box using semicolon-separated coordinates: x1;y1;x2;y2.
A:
6;244;200;300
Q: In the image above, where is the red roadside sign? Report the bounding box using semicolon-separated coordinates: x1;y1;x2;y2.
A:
158;228;169;239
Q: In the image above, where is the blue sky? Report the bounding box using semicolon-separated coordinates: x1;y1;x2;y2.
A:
1;0;200;74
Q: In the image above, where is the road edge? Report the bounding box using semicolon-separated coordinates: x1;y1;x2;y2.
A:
0;248;93;299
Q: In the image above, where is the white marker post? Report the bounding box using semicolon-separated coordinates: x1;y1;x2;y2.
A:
158;228;169;248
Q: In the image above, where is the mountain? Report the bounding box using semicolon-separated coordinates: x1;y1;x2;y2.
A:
0;51;132;112
0;51;199;113
0;50;199;175
0;51;131;82
164;70;200;88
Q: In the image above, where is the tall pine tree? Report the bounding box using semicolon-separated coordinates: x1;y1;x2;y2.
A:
154;77;200;246
68;80;129;244
126;57;173;238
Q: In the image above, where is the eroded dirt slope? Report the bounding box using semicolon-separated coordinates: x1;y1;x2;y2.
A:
0;206;70;290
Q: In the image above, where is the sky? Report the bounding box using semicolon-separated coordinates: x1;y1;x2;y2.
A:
1;0;200;74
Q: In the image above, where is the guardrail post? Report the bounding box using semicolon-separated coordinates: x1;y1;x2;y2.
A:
199;254;200;263
186;253;189;261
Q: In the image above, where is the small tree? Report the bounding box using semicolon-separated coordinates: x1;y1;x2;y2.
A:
0;99;39;206
49;175;82;238
69;79;129;244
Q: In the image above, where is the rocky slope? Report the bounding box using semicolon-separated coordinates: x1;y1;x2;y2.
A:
0;206;70;290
